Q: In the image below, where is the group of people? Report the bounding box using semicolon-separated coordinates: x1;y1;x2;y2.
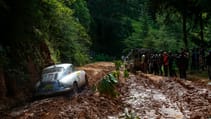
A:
146;49;189;79
125;48;211;80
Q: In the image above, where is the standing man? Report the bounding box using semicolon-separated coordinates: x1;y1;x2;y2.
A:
169;51;177;77
158;51;163;76
206;51;211;80
178;51;188;79
163;52;169;77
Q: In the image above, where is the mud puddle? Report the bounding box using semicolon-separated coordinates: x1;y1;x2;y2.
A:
121;75;185;118
116;73;211;118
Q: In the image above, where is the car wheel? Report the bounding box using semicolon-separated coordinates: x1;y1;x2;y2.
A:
85;74;88;86
73;82;79;95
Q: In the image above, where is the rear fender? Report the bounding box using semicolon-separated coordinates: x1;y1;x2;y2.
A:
72;70;86;87
59;73;76;87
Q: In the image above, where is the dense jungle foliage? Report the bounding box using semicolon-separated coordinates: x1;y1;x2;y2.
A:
0;0;211;100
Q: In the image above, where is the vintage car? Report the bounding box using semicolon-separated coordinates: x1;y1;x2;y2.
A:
35;63;87;96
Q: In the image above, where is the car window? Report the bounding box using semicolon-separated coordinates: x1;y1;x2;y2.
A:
42;67;64;81
64;66;72;75
43;67;63;74
71;66;75;71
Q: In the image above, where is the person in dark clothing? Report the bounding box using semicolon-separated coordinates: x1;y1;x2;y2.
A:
178;51;188;79
154;54;160;75
148;54;154;74
163;52;169;77
200;48;206;71
206;51;211;80
196;48;200;70
158;53;163;76
169;52;177;77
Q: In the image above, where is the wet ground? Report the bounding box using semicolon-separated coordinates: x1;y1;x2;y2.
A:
0;62;211;119
119;73;211;118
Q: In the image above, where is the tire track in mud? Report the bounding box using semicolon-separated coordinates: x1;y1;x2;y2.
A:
120;73;211;118
1;61;210;119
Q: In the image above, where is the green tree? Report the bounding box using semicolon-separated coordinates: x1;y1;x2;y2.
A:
87;0;142;56
71;0;91;31
40;0;91;65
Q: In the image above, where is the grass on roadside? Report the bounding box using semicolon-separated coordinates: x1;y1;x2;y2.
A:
187;70;209;83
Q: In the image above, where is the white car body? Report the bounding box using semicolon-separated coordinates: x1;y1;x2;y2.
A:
35;63;87;96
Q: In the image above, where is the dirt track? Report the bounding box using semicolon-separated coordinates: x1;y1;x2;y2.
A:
0;62;211;119
120;73;211;118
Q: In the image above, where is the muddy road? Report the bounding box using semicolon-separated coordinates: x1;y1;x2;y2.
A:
121;73;211;118
0;62;211;119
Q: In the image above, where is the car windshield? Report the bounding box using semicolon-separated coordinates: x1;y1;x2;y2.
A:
42;67;64;81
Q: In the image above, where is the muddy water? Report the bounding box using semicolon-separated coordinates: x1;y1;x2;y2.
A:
122;75;185;118
118;74;211;118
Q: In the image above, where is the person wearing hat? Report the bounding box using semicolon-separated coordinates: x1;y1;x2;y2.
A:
206;50;211;80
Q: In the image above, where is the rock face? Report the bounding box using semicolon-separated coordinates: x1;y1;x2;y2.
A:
0;68;6;98
0;41;54;110
0;67;8;111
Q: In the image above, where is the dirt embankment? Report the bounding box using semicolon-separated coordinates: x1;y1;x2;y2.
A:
76;62;116;87
0;62;211;119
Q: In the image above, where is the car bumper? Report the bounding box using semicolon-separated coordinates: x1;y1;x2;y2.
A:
35;81;72;97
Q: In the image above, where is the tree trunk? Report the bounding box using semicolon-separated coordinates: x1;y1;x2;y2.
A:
183;13;188;49
182;0;188;49
199;12;204;45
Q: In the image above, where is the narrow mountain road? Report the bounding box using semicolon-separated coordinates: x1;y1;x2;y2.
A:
1;62;210;119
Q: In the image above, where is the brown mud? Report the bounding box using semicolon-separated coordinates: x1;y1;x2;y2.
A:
0;62;210;119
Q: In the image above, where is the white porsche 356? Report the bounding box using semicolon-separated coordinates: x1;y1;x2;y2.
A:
35;63;87;96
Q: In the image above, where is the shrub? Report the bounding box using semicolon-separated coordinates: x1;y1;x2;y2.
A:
97;73;118;97
93;53;113;61
124;69;129;78
114;60;122;70
112;70;120;79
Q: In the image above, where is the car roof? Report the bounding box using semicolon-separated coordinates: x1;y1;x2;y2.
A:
43;63;73;70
